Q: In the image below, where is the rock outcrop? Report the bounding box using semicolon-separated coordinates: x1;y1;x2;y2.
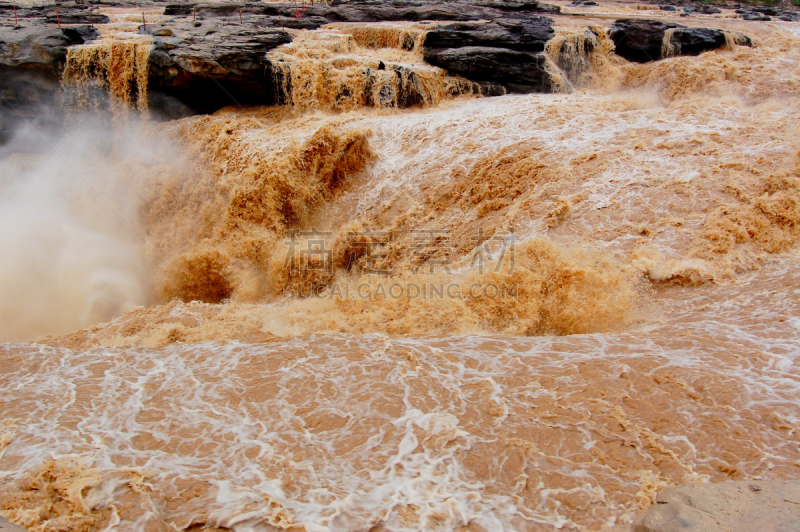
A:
168;0;561;26
610;19;681;63
736;6;800;22
0;21;99;141
424;46;552;93
609;19;746;63
602;480;800;532
0;0;757;123
142;22;291;114
422;17;555;92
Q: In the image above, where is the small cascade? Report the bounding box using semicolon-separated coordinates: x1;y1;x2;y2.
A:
545;25;625;91
338;23;427;54
546;27;599;88
62;38;152;111
724;31;753;49
268;29;484;111
661;27;678;59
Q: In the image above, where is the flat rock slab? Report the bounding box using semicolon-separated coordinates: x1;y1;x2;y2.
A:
0;516;25;532
603;480;800;532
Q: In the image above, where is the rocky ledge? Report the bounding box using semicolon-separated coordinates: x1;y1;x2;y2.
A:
0;1;754;124
609;19;750;63
603;480;800;532
422;17;555;92
0;515;25;531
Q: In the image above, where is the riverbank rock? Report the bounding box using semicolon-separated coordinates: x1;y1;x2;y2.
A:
422;17;555;92
421;18;554;52
603;480;800;532
169;0;561;24
0;516;26;531
424;46;553;93
609;19;745;63
142;21;291;114
0;22;99;141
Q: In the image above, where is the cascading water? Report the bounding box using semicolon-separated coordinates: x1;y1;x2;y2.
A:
1;4;799;532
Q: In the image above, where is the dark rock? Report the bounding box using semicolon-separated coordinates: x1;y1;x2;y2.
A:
610;19;744;63
61;24;101;44
170;0;560;25
659;5;676;10
609;19;683;63
422;17;554;53
0;25;73;71
669;27;726;57
752;6;779;16
684;4;720;14
142;21;292;114
695;4;721;14
421;16;554;91
736;9;771;21
424;46;553;93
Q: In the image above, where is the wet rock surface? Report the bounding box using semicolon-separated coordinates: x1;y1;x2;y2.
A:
0;20;99;141
610;19;682;63
422;18;554;52
422;16;554;92
424;45;553;93
169;0;561;26
603;480;800;532
610;19;742;63
142;21;291;114
0;0;756;119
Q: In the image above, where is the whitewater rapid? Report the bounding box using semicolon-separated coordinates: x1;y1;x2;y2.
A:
1;7;800;532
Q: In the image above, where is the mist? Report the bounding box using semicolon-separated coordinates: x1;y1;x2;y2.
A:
0;111;174;342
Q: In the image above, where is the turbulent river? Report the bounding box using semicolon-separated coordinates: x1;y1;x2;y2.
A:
1;2;799;531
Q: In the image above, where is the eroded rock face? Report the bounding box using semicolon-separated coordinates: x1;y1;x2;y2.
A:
422;17;554;92
424;46;552;93
609;19;683;63
167;0;561;25
423;18;554;52
0;23;99;142
610;19;747;63
669;27;727;57
142;22;291;114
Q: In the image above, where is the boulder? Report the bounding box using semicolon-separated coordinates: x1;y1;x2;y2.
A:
170;0;561;24
610;19;748;63
669;27;726;57
142;21;291;114
610;19;684;63
423;46;553;93
421;16;554;91
0;23;99;141
683;4;721;14
423;17;554;52
736;9;771;21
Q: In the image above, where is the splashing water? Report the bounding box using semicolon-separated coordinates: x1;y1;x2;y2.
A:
1;8;800;532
